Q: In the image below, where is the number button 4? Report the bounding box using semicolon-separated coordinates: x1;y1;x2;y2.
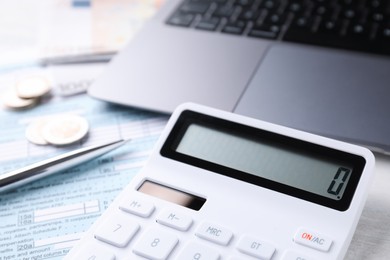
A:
133;227;178;260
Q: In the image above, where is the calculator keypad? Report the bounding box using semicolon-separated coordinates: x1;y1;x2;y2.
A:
78;196;328;259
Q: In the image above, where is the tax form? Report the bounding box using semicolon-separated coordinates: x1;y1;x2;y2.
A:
0;67;168;260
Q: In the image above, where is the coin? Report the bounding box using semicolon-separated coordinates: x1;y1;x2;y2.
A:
1;89;39;110
15;76;51;99
41;115;89;145
25;118;51;145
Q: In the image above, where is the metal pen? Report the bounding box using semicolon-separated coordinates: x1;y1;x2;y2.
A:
39;51;116;66
0;139;129;193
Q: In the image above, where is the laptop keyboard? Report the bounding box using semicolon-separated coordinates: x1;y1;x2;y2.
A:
166;0;390;56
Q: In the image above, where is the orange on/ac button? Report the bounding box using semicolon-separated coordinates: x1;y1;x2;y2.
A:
293;228;333;252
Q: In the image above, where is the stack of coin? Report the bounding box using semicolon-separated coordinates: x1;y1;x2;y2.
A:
1;75;51;110
26;115;89;146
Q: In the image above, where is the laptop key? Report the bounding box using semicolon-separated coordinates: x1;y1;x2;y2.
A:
214;5;236;17
263;12;288;26
222;20;247;34
180;1;211;14
316;19;344;36
375;25;390;55
196;17;221;30
288;2;302;13
261;0;280;10
345;23;371;41
371;12;385;22
239;9;261;21
235;0;254;7
167;13;196;27
249;24;280;39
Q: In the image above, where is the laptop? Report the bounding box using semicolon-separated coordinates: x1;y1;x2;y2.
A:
88;0;390;153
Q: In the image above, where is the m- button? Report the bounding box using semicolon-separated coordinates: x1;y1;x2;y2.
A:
195;222;233;246
156;209;193;231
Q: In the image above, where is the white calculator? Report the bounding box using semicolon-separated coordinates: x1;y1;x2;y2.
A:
66;103;375;260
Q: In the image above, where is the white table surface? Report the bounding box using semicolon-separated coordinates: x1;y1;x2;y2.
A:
346;152;390;259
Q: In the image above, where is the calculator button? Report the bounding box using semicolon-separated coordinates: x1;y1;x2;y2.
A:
94;214;140;247
73;243;115;260
156;209;193;231
177;242;220;259
195;222;233;246
133;227;179;260
236;235;275;260
119;198;155;217
293;228;332;252
281;250;311;260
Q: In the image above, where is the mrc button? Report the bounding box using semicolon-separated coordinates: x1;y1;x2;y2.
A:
195;222;233;246
293;228;333;252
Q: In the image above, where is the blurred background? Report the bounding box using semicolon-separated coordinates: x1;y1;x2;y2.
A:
0;0;163;70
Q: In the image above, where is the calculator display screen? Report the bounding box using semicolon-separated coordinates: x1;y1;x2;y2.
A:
161;110;366;211
176;124;352;201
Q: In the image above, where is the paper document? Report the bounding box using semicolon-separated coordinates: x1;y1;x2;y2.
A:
0;66;168;259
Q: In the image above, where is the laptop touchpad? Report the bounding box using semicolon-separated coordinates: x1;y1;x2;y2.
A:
235;44;390;151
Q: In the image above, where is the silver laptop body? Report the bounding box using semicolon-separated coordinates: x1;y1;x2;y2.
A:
89;0;390;153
